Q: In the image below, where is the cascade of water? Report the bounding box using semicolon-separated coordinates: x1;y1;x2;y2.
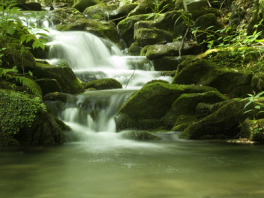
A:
20;12;173;142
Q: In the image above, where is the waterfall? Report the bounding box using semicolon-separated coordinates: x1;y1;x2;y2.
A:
19;13;173;143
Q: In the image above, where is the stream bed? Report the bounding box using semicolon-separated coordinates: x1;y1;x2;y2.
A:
1;135;264;198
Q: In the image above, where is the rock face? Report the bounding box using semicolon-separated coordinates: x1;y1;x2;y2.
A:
0;90;65;146
33;62;84;93
183;0;209;12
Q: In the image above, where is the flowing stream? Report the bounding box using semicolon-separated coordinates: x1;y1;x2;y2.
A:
1;11;264;198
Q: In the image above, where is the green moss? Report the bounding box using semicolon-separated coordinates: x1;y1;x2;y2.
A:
0;89;47;135
83;78;122;90
121;130;161;140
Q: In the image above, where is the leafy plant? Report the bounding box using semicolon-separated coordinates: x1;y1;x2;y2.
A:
242;91;264;116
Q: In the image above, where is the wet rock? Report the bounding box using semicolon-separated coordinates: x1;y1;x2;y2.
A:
179;99;257;140
134;28;174;46
183;0;209;12
151;56;186;71
161;91;228;129
83;3;118;20
83;78;122;90
128;0;174;17
72;0;100;12
18;2;42;11
120;130;161;140
35;79;62;96
116;82;218;130
141;41;200;60
117;13;155;47
109;4;137;22
172;59;253;98
127;42;142;56
43;92;68;103
240;119;264;142
0;89;64;146
33;62;84;93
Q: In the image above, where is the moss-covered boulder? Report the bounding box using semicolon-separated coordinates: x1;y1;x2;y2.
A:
1;43;36;72
120;130;161;140
18;2;42;11
83;3;118;20
0;89;65;146
151;56;187;71
33;62;84;93
35;79;62;96
83;78;122;90
141;42;200;59
162;91;228;129
73;0;100;12
49;7;86;26
127;42;142;56
134;28;174;46
116;82;219;130
117;13;155;47
57;18;119;44
179;99;256;140
109;4;137;22
43;92;68;103
172;59;253;98
128;0;174;17
240;119;264;142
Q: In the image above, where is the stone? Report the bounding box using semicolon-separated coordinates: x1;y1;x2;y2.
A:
183;0;209;12
35;79;62;96
83;78;122;90
72;0;100;12
120;130;161;140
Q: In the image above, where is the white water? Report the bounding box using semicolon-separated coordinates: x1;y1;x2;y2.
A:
20;12;173;147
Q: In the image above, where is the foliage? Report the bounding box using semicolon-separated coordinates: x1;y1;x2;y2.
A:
0;0;48;97
242;91;264;118
0;90;47;135
0;66;42;97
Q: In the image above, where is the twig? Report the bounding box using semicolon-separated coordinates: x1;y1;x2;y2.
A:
179;28;189;58
125;70;135;88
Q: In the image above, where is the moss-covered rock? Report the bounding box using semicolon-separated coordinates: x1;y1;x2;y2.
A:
83;78;122;90
83;3;118;20
127;42;142;56
116;82;218;130
128;0;174;17
18;2;42;11
35;79;62;96
120;130;161;140
162;91;228;128
172;59;253;98
141;42;200;59
0;89;64;146
179;99;256;140
73;0;100;12
134;28;174;46
240;119;264;142
43;92;68;103
57;18;119;44
109;4;137;22
117;13;155;47
1;43;36;72
151;56;187;71
33;62;84;93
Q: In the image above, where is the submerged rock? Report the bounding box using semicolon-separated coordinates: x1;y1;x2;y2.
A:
121;130;161;140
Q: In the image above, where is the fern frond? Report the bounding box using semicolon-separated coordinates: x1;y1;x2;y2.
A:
13;76;42;98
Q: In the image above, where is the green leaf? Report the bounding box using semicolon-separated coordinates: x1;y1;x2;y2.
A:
255;105;261;109
26;35;34;43
20;34;27;43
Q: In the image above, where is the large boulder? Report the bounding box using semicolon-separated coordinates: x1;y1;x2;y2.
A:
33;62;84;93
120;130;161;140
183;0;209;12
161;91;228;129
179;99;257;140
35;79;62;95
240;119;264;142
83;3;118;20
117;13;155;47
115;82;219;130
172;59;253;98
72;0;100;12
134;28;174;46
151;56;188;71
0;89;65;146
141;41;200;59
109;4;137;22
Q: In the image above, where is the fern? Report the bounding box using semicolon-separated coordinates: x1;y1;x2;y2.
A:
13;76;42;98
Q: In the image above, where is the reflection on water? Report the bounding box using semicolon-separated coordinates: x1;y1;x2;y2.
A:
1;134;264;198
